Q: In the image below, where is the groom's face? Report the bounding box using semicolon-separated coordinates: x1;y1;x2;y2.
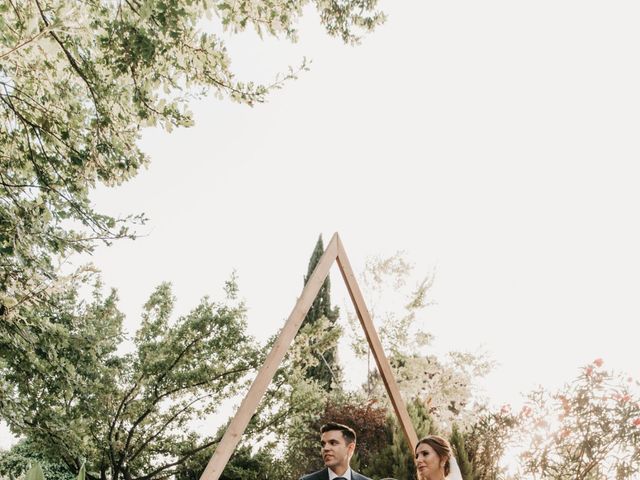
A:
320;429;354;472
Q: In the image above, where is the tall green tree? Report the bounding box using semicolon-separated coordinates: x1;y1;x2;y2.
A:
301;234;341;391
0;438;74;480
0;0;385;354
0;272;334;480
0;276;295;480
365;398;437;480
449;424;473;480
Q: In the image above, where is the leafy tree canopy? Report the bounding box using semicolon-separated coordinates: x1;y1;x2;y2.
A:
0;272;338;480
0;275;268;480
0;438;74;480
0;0;385;326
517;360;640;480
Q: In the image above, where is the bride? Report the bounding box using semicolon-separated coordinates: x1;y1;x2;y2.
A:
414;435;463;480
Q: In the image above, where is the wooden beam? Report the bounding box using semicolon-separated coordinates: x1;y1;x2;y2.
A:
199;232;420;480
199;233;339;480
335;235;419;450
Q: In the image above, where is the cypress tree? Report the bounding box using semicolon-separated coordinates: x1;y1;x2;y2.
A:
366;398;436;480
450;424;474;480
302;234;341;391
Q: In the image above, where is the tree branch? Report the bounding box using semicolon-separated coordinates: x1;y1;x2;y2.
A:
0;27;57;60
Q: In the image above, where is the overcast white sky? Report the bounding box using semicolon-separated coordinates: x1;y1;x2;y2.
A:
88;0;640;414
3;0;640;450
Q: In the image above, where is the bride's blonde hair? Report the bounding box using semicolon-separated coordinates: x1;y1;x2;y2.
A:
415;435;452;477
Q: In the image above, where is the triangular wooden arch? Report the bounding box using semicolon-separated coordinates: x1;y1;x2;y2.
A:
200;233;418;480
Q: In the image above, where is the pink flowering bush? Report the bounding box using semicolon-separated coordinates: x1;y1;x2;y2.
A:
517;359;640;479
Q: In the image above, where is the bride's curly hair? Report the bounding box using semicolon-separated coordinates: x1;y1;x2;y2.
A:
415;435;452;478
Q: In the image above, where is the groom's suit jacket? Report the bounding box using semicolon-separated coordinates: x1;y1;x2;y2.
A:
299;468;372;480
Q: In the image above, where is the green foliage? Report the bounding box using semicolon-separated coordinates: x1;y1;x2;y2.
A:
174;443;287;480
0;461;85;480
463;408;518;480
1;4;383;477
0;439;74;480
365;398;437;480
517;360;640;479
218;445;286;480
198;312;339;480
0;271;124;473
0;276;276;480
24;464;44;480
0;0;385;366
450;424;473;480
301;235;342;391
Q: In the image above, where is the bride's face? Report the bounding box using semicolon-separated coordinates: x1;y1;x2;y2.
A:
415;442;444;479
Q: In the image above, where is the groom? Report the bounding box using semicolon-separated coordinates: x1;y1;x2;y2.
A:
299;422;372;480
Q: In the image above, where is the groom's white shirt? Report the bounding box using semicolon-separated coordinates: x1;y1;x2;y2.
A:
328;466;352;480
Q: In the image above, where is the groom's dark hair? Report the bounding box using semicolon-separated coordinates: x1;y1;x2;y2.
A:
320;422;356;445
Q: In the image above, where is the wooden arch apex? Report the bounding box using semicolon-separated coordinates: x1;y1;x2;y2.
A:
199;233;419;480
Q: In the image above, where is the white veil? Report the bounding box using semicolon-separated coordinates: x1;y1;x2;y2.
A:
446;455;463;480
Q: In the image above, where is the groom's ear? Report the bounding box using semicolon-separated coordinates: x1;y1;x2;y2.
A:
348;441;356;456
